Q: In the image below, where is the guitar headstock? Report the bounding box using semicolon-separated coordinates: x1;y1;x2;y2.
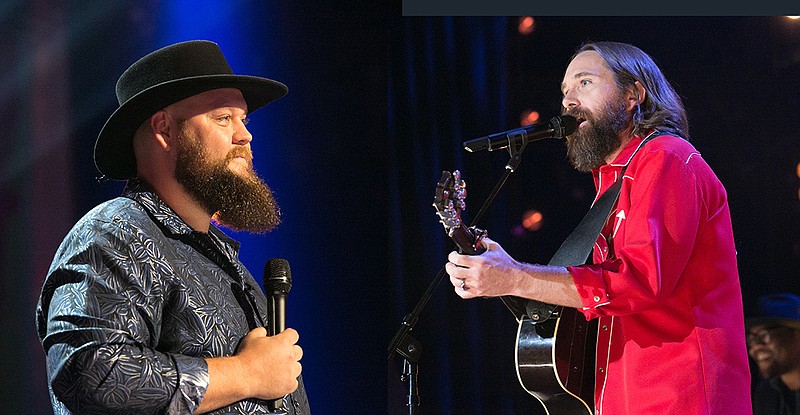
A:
433;170;467;236
433;170;486;255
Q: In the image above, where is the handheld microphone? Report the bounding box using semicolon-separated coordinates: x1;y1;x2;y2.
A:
462;115;578;153
264;258;292;336
263;258;292;412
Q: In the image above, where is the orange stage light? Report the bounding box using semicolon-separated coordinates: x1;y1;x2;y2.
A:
518;17;535;35
520;110;540;126
522;209;543;231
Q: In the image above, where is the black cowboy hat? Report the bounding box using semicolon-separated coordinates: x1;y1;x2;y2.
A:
746;293;800;330
94;40;288;180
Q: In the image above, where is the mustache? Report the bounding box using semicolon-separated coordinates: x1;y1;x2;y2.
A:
562;107;591;122
225;147;254;167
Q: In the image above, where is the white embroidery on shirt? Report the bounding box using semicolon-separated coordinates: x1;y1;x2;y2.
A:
612;210;626;239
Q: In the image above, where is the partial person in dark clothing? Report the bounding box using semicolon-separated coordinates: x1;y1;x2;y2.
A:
36;40;310;414
748;293;800;415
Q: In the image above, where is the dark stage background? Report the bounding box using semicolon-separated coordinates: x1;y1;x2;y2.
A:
4;8;800;415
1;1;385;414
388;17;800;414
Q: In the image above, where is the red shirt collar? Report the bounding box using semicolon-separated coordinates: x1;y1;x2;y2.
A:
594;130;655;175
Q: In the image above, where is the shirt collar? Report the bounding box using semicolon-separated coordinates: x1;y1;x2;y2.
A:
123;179;241;251
594;130;656;174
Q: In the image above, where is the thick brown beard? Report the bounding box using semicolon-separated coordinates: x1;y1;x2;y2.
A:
563;91;629;173
174;124;281;233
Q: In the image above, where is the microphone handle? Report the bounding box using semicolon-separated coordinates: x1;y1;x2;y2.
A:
272;294;286;334
267;293;288;413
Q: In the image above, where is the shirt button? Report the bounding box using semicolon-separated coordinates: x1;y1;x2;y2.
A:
602;325;608;331
593;295;601;302
598;367;605;373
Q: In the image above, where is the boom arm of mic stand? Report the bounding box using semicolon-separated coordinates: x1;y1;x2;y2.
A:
388;140;532;413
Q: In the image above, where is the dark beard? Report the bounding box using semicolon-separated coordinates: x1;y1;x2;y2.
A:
174;126;281;233
563;95;629;173
757;360;783;380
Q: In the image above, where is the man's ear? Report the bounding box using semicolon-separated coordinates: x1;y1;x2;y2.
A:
626;81;646;111
150;110;174;151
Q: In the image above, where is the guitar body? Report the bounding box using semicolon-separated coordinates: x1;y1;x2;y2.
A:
515;308;596;415
434;170;596;415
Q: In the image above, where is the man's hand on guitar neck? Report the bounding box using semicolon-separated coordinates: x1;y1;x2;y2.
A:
445;236;584;308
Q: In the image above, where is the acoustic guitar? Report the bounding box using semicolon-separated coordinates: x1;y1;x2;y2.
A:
433;170;595;415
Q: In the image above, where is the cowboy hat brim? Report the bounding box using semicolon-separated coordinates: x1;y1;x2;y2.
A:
94;74;287;180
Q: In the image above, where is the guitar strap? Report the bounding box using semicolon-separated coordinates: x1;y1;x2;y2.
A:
503;132;661;321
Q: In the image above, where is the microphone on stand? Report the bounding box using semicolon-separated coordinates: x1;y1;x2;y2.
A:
462;115;578;152
263;258;293;413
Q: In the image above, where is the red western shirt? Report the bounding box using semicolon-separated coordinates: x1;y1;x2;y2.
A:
568;134;752;414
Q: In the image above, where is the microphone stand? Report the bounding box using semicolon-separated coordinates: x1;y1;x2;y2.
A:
387;137;529;414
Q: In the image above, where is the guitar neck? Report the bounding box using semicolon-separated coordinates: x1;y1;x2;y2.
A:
450;224;484;255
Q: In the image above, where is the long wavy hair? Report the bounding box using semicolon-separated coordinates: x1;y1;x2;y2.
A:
575;41;689;140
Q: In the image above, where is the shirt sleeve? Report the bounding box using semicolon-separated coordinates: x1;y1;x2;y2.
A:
570;145;706;318
38;217;209;414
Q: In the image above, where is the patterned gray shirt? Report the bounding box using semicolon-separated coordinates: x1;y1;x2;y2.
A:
36;182;310;414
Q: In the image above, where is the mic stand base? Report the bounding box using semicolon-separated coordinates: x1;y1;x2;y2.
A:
401;359;420;414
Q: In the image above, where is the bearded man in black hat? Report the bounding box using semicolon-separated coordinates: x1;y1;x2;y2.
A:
748;293;800;415
36;40;310;414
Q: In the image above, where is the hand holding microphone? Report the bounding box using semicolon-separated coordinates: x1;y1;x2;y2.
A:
235;327;302;401
263;258;297;411
204;260;301;413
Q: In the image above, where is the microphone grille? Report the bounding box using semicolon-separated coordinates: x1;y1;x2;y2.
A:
554;115;578;138
264;258;292;293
